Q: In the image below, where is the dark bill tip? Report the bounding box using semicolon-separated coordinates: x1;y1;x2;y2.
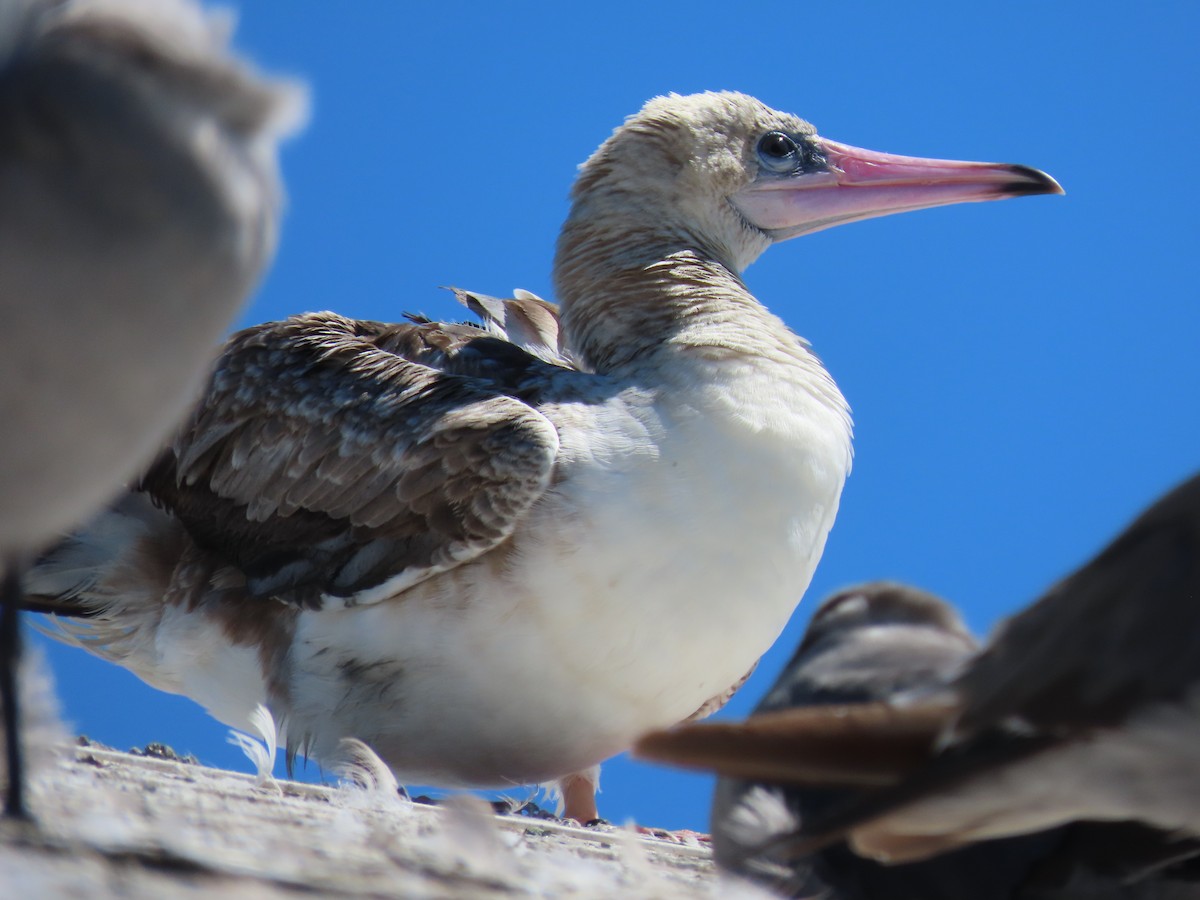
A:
998;164;1064;196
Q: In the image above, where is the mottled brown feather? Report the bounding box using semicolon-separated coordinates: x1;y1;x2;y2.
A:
141;311;561;608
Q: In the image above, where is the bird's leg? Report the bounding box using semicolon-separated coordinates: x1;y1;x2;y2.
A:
558;765;600;824
0;559;28;820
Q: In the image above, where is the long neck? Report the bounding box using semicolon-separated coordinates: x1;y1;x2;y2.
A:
554;216;807;376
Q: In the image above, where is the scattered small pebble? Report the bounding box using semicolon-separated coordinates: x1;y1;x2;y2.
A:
127;742;199;765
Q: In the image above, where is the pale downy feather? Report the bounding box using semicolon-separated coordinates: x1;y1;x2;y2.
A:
330;737;407;813
226;703;278;785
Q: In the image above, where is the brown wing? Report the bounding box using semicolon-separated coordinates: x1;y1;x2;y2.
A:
142;311;560;608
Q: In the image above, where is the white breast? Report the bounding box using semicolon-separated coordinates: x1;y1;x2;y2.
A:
519;356;851;724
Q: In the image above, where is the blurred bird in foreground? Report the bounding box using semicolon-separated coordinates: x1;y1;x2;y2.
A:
637;473;1200;896
0;0;303;817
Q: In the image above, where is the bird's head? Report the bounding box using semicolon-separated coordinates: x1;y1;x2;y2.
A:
564;91;1062;275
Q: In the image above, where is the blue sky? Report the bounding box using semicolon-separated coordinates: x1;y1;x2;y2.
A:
30;1;1199;832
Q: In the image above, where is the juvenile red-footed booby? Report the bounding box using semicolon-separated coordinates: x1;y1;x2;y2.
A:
27;91;1060;822
636;473;1200;868
0;0;301;818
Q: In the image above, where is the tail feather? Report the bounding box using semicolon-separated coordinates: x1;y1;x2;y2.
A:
25;492;185;669
24;490;277;746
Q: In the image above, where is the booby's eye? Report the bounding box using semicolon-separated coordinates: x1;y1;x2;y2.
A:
757;131;800;172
